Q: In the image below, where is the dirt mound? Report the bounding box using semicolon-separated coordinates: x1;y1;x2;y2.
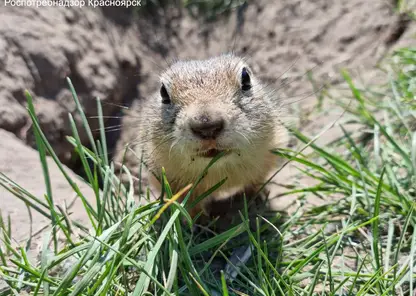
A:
0;7;142;163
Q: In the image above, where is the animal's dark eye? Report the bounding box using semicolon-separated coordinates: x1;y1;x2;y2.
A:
241;67;251;91
160;84;171;104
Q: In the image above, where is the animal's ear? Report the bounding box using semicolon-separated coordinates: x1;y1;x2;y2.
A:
160;84;171;104
241;67;252;91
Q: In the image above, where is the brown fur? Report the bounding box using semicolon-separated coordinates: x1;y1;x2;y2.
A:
137;54;288;218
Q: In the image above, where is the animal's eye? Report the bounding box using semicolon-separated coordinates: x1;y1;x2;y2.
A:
160;84;171;104
241;67;252;91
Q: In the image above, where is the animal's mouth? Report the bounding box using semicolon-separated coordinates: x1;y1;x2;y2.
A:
197;148;228;158
195;139;233;158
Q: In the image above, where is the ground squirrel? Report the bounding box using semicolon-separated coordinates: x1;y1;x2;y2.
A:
138;54;288;219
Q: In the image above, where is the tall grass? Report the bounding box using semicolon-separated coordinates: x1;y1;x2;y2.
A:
0;45;415;295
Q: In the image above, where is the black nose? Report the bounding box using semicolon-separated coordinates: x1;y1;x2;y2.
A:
190;115;225;140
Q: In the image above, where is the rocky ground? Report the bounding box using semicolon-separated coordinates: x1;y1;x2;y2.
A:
0;1;415;245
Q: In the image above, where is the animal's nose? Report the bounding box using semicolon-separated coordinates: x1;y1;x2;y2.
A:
190;115;225;140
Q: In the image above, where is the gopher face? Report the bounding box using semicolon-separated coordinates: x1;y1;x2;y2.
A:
153;55;279;167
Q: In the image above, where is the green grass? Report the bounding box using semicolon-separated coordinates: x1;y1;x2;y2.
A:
0;44;415;296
